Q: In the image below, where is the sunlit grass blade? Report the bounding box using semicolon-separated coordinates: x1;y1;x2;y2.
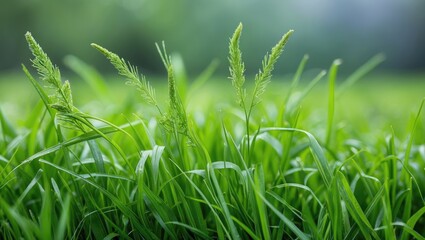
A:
325;59;342;147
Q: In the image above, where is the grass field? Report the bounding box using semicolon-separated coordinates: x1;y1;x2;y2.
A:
1;25;425;239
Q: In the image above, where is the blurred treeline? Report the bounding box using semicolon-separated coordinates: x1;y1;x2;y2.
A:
1;0;424;76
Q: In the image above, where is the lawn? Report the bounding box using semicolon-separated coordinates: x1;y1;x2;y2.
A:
0;24;424;239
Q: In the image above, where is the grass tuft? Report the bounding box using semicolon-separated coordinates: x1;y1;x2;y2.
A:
0;24;423;239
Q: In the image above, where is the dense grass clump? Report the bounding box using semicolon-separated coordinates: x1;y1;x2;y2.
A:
0;23;424;239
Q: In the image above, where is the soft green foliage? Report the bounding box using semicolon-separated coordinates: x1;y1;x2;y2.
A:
0;24;424;239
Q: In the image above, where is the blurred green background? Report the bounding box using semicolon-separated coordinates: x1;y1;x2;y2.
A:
1;0;425;76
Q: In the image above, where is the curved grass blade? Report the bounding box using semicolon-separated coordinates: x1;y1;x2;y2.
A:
375;222;425;240
260;127;332;188
87;139;105;174
256;191;310;240
207;163;241;239
15;169;43;207
166;221;211;239
5;121;141;180
39;159;159;239
272;183;323;208
0;196;41;239
401;205;425;240
337;171;380;239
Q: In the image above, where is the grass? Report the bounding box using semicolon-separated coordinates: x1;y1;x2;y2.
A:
0;23;425;239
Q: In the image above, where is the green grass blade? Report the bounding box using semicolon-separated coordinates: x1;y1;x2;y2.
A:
39;159;159;239
0;106;17;138
151;145;165;190
253;164;271;239
404;98;424;166
325;59;342;147
206;163;240;239
166;221;211;239
40;178;52;240
344;185;385;239
15;169;43;207
401;205;425;240
272;183;323;208
231;217;261;240
8;120;141;178
169;160;229;237
260;127;332;188
257;192;310;240
22;64;54;118
0;196;40;239
143;187;178;239
337;171;379;239
380;222;425;240
87;139;106;174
